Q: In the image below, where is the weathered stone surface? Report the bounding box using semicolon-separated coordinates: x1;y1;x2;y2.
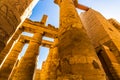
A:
22;18;58;38
0;27;24;65
80;8;120;80
97;45;120;80
54;0;106;80
80;9;120;51
34;69;41;80
40;15;48;25
40;38;59;80
1;0;120;79
108;18;120;32
8;60;19;80
0;0;38;52
0;38;25;80
12;32;43;80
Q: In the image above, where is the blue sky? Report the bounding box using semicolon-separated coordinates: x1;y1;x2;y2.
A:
30;0;120;27
21;0;120;69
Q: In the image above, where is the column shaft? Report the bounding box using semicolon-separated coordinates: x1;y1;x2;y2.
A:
40;15;48;25
0;39;25;80
40;40;59;80
34;69;41;80
8;60;19;80
0;0;38;52
12;32;43;80
54;0;106;79
0;28;23;65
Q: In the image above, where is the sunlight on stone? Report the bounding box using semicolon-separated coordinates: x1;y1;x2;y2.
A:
18;44;29;59
17;44;49;69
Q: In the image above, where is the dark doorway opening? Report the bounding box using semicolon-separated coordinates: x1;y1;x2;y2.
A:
97;50;114;80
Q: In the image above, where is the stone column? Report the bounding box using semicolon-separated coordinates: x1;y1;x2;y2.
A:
40;48;53;80
34;69;41;80
8;60;19;80
12;32;43;80
0;27;24;65
54;0;106;80
0;38;25;80
40;38;59;80
40;15;48;25
0;0;38;52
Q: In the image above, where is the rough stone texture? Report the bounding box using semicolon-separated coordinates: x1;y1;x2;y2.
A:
12;32;43;80
0;38;25;80
0;0;39;52
80;9;120;62
8;60;19;80
0;34;54;80
40;38;59;80
1;0;120;79
80;8;120;80
108;18;120;32
80;9;120;50
54;0;106;80
101;45;120;80
34;69;41;80
22;18;58;38
40;15;48;25
0;27;24;65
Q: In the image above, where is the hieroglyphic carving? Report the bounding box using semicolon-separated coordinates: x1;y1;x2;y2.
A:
9;0;32;15
0;4;8;16
0;0;33;32
0;0;34;44
0;4;18;36
0;27;7;51
7;10;18;31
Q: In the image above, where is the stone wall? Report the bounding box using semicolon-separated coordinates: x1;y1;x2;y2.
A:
0;0;39;52
80;8;120;80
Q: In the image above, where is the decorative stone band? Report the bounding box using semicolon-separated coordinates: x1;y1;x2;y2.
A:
69;56;98;64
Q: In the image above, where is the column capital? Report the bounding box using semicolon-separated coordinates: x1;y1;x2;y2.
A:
73;0;78;7
35;31;44;35
30;32;43;45
54;0;78;6
18;36;27;43
54;0;61;5
51;38;59;48
18;26;24;31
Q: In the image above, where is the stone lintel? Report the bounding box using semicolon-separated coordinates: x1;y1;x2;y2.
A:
41;40;53;48
22;19;58;38
76;3;89;11
19;35;53;48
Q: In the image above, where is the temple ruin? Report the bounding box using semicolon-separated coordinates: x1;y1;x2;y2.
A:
0;0;120;80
